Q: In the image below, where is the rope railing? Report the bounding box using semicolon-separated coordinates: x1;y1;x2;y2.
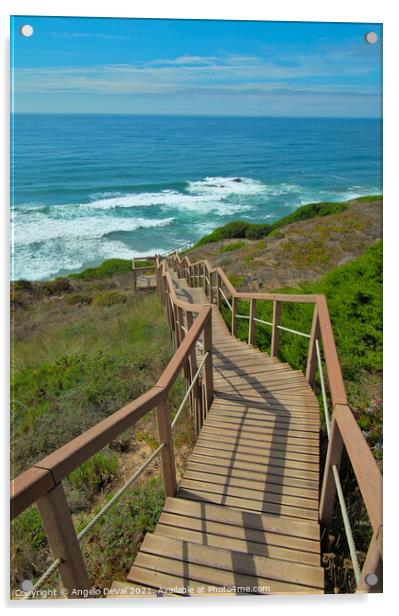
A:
219;287;232;311
11;262;214;598
315;337;362;585
171;352;209;430
12;249;382;597
23;443;166;599
171;251;382;592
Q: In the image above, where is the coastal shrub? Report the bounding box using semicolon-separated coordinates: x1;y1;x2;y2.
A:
195;221;250;246
228;273;244;288
272;200;349;229
245;223;272;240
69;258;132;280
43;278;72;295
92;290;128;306
268;229;285;239
65;292;93;305
78;477;165;588
12;280;34;293
10;506;49;587
219;241;246;254
67;449;118;502
230;241;382;382
193;196;380;249
11;351;148;474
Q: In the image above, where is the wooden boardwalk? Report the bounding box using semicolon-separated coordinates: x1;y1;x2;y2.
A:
10;254;382;597
125;273;324;595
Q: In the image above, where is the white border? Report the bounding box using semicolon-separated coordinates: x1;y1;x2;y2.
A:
1;1;397;613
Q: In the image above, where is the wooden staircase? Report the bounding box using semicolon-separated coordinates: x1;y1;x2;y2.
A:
10;254;382;598
120;270;324;596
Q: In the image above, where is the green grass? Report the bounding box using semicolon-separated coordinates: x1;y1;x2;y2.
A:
194;196;381;248
11;294;172;476
223;240;382;415
68;258;132;280
219;241;246;254
92;290;128;306
78;476;165;589
67;450;119;503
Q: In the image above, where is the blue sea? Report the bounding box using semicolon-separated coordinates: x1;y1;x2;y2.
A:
11;114;382;280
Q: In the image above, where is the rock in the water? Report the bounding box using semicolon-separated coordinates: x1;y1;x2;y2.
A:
232;177;242;183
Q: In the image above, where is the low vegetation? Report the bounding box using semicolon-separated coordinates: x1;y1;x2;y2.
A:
68;258;132;280
219;240;382;593
195;197;382;248
222;241;382;444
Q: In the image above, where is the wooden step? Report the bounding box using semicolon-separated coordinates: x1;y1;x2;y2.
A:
127;533;324;594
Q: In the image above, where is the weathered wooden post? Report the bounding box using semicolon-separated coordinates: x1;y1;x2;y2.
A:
271;299;281;357
37;483;90;597
156;397;177;497
248;298;257;346
132;258;137;293
209;270;214;304
306;304;320;385
231;296;237;336
319;415;344;528
187;310;201;435
203;309;214;415
216;273;221;308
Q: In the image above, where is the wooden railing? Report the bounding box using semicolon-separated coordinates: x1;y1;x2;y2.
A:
131;255;157;292
10;250;382;596
171;251;383;592
10;259;213;598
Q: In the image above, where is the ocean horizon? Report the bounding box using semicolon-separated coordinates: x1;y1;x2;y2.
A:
11;113;382;281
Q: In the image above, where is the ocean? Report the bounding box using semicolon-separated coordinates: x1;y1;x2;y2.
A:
11;114;382;281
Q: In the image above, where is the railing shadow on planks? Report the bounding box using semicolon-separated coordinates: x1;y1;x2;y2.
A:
10;251;382;598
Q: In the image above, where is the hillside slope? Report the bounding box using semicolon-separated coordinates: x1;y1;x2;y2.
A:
187;196;382;290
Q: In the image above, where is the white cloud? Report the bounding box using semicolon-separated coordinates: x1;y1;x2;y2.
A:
14;50;380;98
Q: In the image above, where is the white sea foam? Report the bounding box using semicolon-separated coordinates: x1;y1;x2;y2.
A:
83;188;253;216
12;214;174;246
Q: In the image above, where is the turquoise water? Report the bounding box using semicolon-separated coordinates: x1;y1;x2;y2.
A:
11;114;382;280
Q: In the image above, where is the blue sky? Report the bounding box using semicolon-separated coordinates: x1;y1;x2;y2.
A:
11;16;382;117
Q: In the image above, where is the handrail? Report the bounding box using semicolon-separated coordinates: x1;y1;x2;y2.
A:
171;250;383;592
10;247;382;595
11;307;212;519
10;262;214;596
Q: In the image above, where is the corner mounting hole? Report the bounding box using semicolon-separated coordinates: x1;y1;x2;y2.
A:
365;572;379;586
365;31;378;44
20;24;34;38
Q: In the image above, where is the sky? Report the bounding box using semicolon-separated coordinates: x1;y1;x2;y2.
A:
11;16;382;117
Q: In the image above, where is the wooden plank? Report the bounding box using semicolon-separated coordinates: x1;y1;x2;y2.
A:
214;392;320;409
190;448;319;476
213;385;316;399
213;371;310;384
128;559;321;595
195;436;319;464
140;534;324;588
127;565;239;595
214;387;317;402
178;489;319;521
198;429;319;457
209;407;320;429
183;469;318;500
179;478;319;511
209;407;320;427
203;417;320;440
158;511;319;553
185;460;319;490
163;497;320;537
155;524;320;566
